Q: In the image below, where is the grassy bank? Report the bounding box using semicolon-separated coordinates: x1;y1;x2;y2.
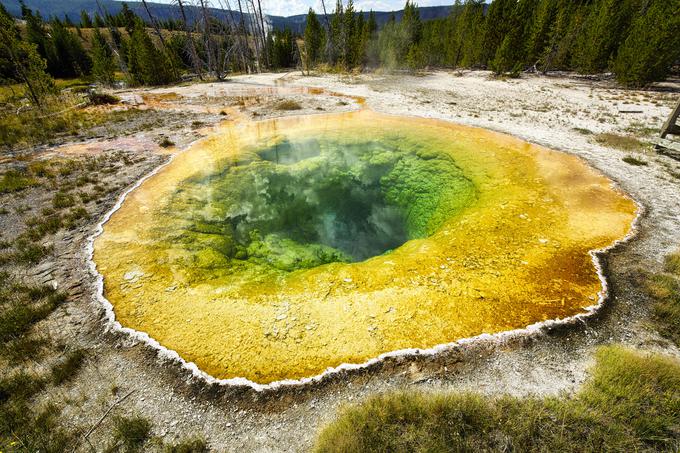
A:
315;346;680;452
0;79;140;151
0;154;209;452
646;251;680;346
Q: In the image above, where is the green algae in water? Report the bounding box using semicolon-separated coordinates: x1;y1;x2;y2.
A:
157;134;477;273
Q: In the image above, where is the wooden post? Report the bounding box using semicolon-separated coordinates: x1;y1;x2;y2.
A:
661;98;680;138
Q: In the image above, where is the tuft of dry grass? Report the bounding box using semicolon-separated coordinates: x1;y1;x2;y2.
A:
594;133;645;151
165;437;209;453
622;156;648;166
109;415;152;452
275;99;303;111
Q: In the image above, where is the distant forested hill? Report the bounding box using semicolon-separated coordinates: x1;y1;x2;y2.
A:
0;0;453;31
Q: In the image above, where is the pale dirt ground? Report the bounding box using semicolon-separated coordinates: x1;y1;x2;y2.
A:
3;70;680;452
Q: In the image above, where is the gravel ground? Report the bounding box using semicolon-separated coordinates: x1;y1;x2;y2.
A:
2;70;679;452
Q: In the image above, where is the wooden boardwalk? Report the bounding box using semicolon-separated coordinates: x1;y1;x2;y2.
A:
656;98;680;158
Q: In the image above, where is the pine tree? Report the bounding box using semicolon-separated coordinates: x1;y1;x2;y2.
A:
574;0;643;73
447;0;485;68
22;4;58;75
377;13;401;69
127;19;173;86
540;0;582;72
120;3;137;35
455;0;486;68
480;0;516;66
91;28;117;86
304;9;325;66
491;0;537;74
93;13;105;28
364;10;379;66
613;0;680;87
525;0;555;68
366;10;377;37
271;28;294;68
355;12;366;66
0;5;54;107
343;0;356;68
50;19;91;77
80;10;93;28
328;0;344;65
401;1;424;69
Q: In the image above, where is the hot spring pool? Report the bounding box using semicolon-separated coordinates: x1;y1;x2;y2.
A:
93;110;637;384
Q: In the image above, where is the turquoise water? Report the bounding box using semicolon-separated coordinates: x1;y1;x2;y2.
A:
157;134;477;272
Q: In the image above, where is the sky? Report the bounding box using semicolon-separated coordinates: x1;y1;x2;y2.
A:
117;0;454;17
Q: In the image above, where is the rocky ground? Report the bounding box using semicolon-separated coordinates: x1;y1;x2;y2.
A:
1;70;679;452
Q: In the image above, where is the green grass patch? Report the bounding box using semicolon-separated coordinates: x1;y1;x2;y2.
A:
0;282;66;344
0;170;39;194
64;206;88;227
11;238;53;264
0;398;76;452
25;215;63;240
0;272;77;452
0;371;45;404
52;190;75;209
622;156;648;166
314;346;680;452
645;251;680;345
27;161;54;178
0;92;143;150
665;253;680;275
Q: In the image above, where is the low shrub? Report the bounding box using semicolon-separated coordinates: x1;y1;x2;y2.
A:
159;137;175;148
89;92;121;105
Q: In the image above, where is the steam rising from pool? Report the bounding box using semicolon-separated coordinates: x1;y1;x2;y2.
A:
93;110;637;384
163;135;475;270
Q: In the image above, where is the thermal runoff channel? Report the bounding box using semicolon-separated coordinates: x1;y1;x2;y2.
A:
93;110;637;384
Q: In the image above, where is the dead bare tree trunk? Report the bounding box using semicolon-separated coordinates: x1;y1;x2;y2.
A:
220;0;248;73
198;0;220;79
176;0;205;80
236;0;251;73
256;0;269;69
320;0;333;60
245;1;261;72
95;0;129;77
